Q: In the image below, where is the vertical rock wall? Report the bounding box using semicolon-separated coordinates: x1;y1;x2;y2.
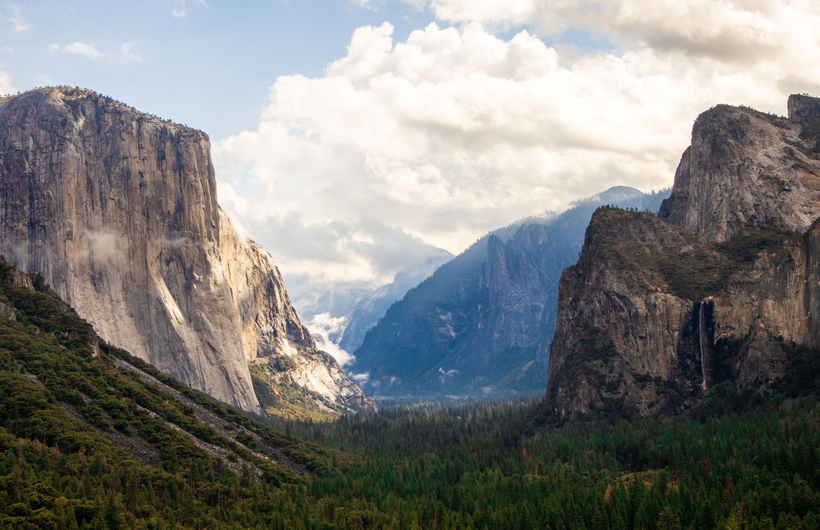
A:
0;87;372;414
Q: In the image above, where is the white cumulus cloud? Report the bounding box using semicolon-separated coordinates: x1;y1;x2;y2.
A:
215;2;820;289
0;71;13;94
409;0;820;68
8;5;30;32
49;42;103;59
120;42;142;62
218;181;448;298
46;42;143;63
170;0;207;18
308;313;356;366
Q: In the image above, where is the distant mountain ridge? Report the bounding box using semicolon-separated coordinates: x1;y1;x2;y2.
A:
340;249;454;353
294;247;453;367
351;186;670;398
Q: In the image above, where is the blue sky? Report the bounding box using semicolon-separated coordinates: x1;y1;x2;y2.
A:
0;0;446;138
2;0;818;312
0;0;617;139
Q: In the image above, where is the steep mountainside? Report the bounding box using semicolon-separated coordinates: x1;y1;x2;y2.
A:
547;94;820;420
660;95;820;241
352;187;669;398
0;253;340;526
292;247;452;362
339;249;453;353
0;87;372;416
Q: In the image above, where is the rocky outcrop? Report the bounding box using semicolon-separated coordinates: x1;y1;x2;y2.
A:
0;87;373;414
788;94;820;123
659;99;820;242
547;210;701;418
548;94;820;420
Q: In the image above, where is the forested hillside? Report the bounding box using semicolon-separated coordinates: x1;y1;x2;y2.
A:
0;256;338;528
290;397;820;530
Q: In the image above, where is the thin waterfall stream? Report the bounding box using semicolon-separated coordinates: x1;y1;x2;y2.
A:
698;301;712;390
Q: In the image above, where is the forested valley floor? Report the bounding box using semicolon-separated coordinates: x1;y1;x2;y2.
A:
4;378;820;530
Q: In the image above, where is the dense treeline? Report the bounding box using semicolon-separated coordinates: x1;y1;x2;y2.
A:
277;398;820;530
3;255;820;529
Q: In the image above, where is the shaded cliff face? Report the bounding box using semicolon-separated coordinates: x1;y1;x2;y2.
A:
548;94;820;420
351;188;669;398
0;87;372;414
546;208;805;419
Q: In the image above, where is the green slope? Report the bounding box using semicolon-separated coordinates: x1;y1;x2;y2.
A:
0;256;344;528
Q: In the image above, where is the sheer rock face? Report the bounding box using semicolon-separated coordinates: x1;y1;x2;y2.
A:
548;95;820;420
468;228;561;370
659;99;820;242
546;211;704;419
0;87;373;414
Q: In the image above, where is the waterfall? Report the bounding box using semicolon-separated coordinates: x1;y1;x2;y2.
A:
699;301;708;390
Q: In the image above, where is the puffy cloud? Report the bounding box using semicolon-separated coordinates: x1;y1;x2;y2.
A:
49;42;103;59
411;0;820;68
7;5;30;32
354;0;381;10
0;71;13;94
421;0;539;26
120;42;142;63
308;313;356;366
46;41;143;63
83;230;128;267
218;181;449;295
170;0;207;18
214;5;820;290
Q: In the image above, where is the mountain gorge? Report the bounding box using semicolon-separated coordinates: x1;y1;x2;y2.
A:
292;247;452;365
351;187;669;399
339;249;454;354
0;87;372;417
547;94;820;420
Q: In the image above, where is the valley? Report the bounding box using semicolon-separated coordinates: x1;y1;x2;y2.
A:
2;81;820;529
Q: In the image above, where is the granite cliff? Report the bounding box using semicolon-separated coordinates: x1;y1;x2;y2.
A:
547;94;820;420
0;87;373;415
